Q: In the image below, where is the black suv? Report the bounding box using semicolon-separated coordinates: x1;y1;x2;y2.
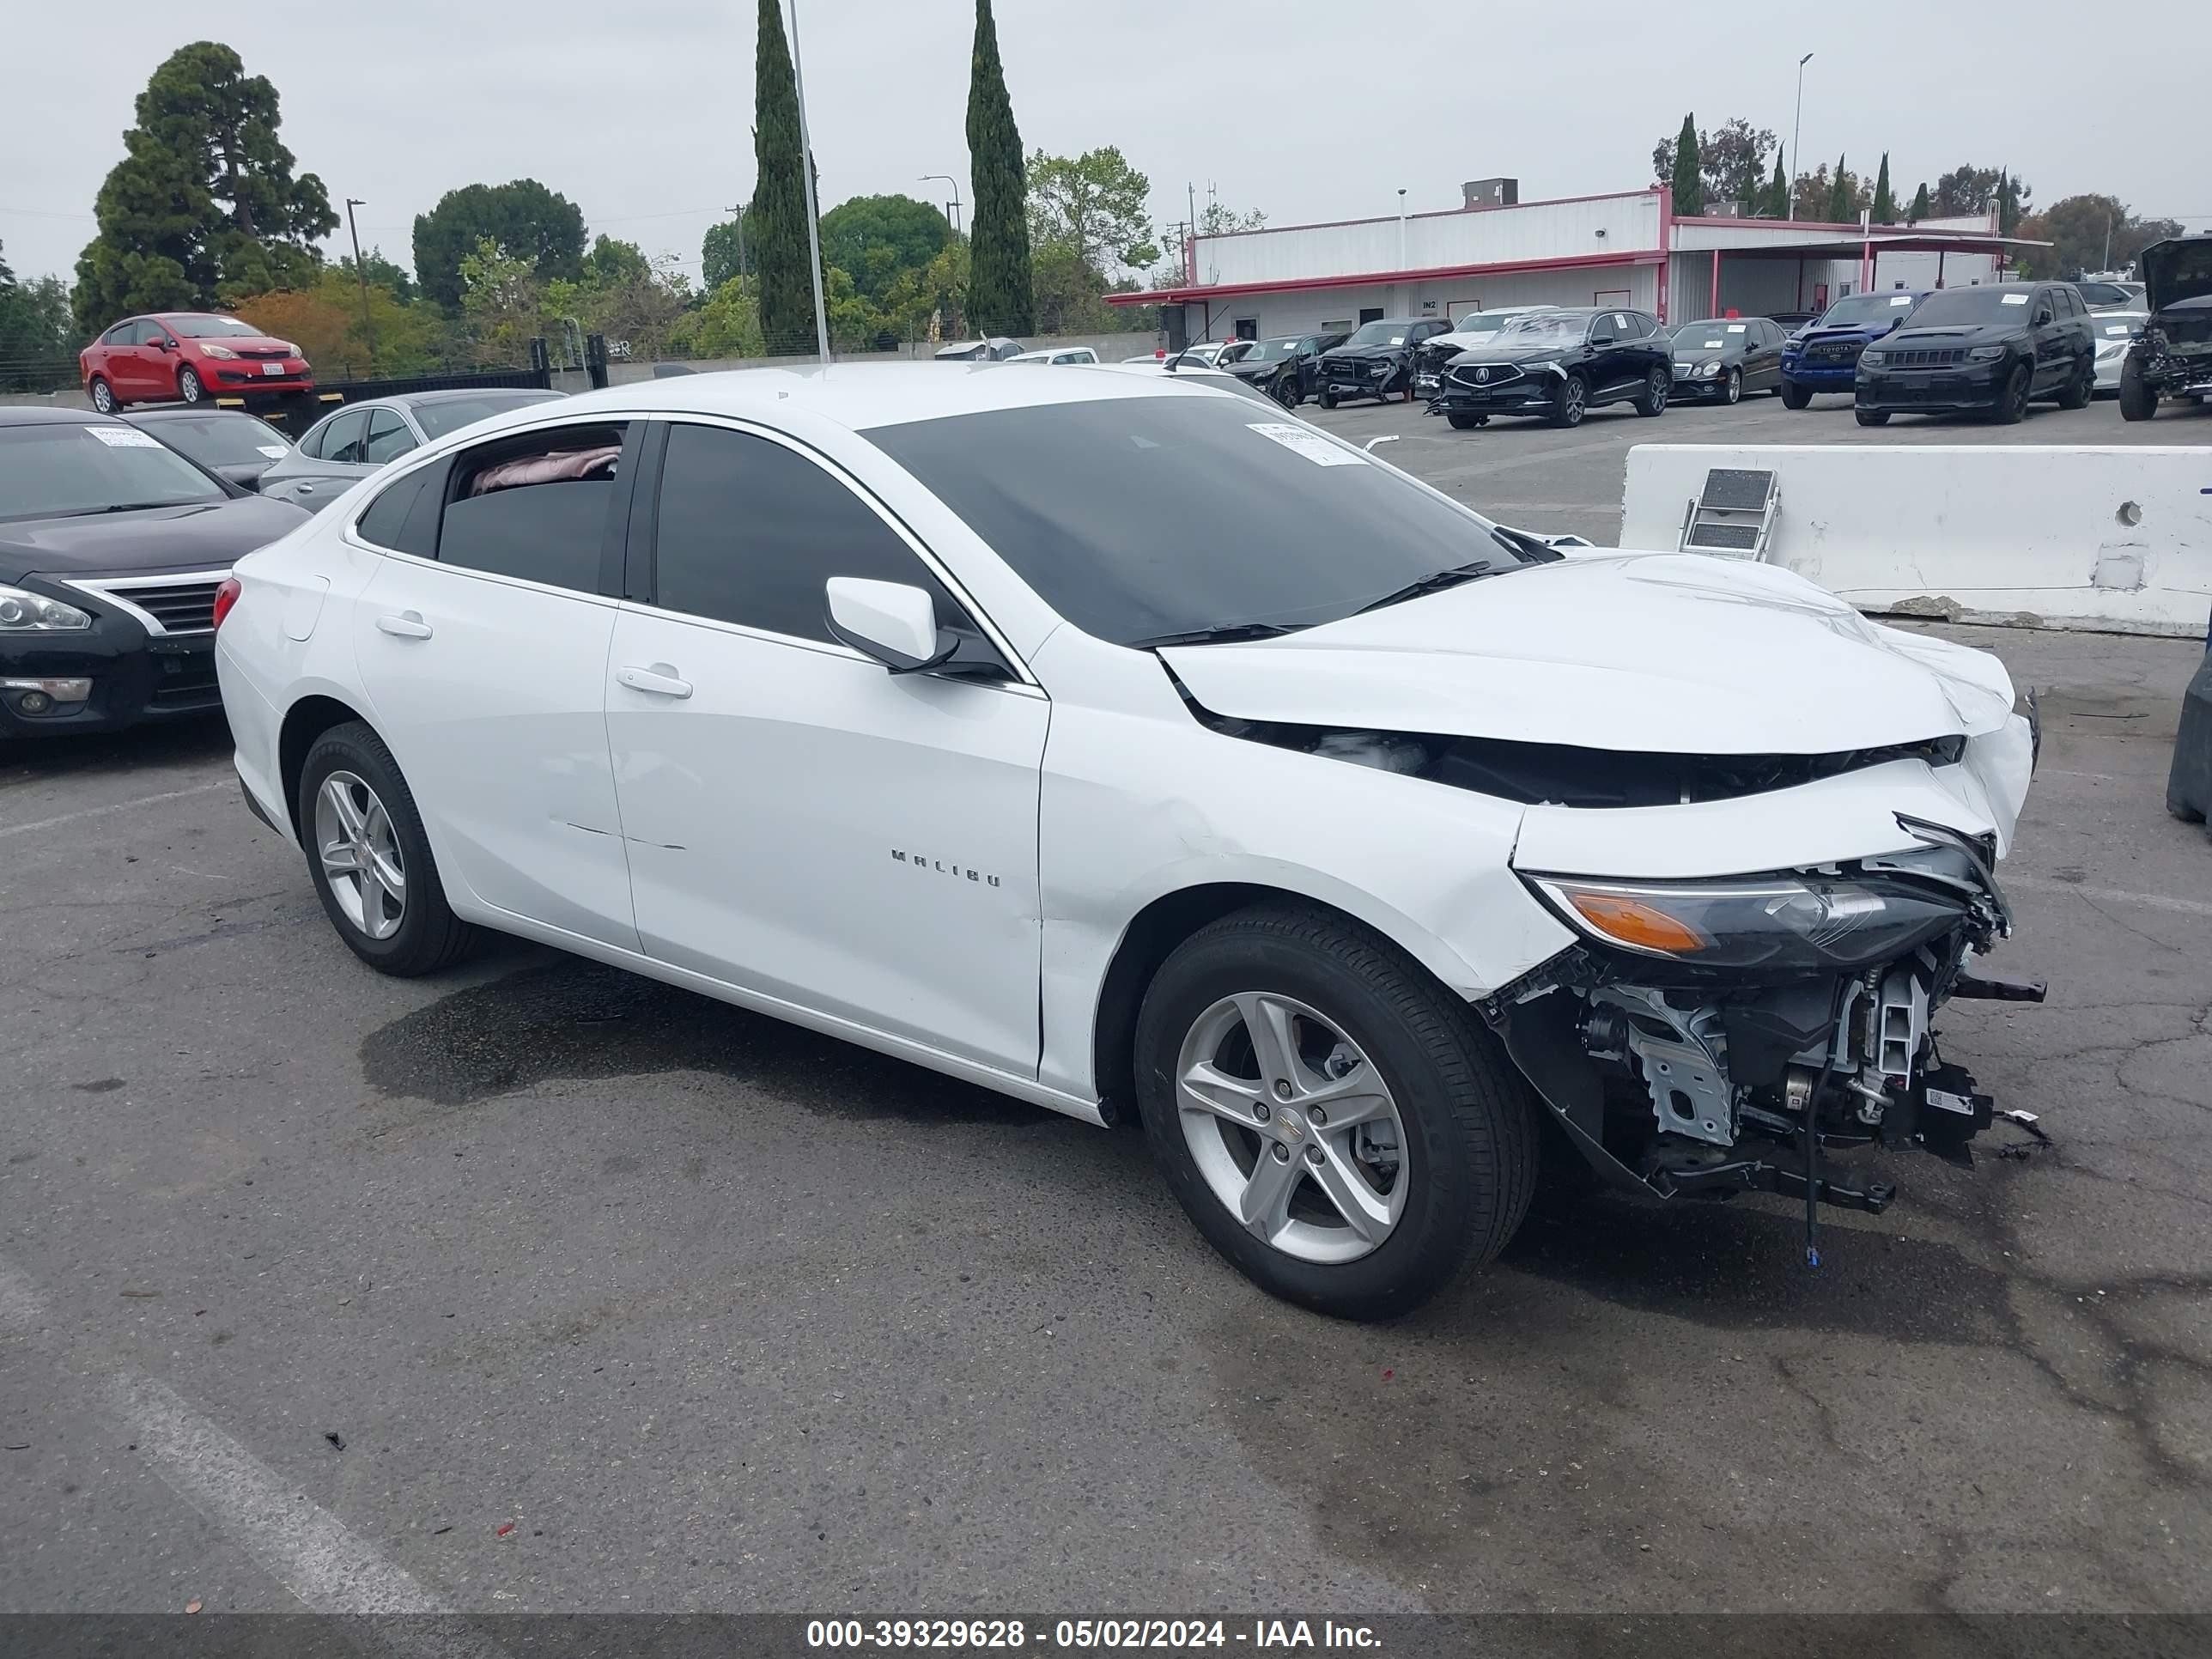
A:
1854;282;2097;425
1215;332;1345;408
1314;319;1452;407
2118;236;2212;422
1428;307;1672;428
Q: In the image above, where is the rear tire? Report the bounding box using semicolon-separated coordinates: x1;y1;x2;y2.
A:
2056;358;2093;410
1133;902;1539;1321
297;722;480;978
1632;366;1669;416
88;376;117;414
2118;356;2158;422
1780;379;1813;410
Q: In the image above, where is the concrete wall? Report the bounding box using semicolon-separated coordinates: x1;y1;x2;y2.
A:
1620;443;2212;637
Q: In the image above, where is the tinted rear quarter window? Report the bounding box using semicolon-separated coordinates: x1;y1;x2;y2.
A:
651;422;954;642
355;465;442;556
435;424;625;593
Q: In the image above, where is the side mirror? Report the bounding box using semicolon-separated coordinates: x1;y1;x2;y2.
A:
2034;310;2053;327
825;577;957;675
155;337;175;351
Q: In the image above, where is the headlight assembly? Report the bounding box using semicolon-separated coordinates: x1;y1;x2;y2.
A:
1526;872;1967;970
1859;349;1886;367
0;583;93;632
198;344;240;360
1968;345;2008;362
1695;362;1722;379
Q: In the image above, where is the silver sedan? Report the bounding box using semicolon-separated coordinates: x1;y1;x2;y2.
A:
258;388;564;513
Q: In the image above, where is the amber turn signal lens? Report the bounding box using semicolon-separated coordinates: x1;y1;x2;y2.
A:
1561;891;1709;955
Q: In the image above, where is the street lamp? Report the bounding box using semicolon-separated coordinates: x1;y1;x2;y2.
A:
1790;52;1814;222
920;174;963;236
343;198;379;373
1397;187;1408;274
785;0;831;364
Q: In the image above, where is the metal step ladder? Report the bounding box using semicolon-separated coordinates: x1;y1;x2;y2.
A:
1678;467;1779;559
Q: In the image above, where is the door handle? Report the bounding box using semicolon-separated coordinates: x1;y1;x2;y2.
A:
295;484;316;495
617;665;693;699
375;611;433;640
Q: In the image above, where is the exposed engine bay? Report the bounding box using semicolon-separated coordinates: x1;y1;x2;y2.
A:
1484;823;2045;1260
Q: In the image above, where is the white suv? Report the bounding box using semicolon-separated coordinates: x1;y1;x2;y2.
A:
215;366;2037;1319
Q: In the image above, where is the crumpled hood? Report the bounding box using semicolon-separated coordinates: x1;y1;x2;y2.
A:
1322;341;1407;362
1160;550;2017;756
2138;237;2212;313
0;495;307;581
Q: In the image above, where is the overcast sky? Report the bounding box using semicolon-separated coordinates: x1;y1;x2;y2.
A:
4;0;2208;289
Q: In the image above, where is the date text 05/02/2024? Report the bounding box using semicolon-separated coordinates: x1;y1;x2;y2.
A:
804;1619;1382;1650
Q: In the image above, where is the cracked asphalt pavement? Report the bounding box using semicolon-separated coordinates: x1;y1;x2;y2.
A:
3;398;2209;1617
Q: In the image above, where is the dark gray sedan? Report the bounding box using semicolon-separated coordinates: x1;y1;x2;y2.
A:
125;406;295;492
1668;317;1789;404
257;388;563;514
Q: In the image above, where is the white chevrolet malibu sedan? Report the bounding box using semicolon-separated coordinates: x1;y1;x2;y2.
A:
216;365;2039;1319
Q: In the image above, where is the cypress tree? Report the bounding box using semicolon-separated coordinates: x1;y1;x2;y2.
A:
1996;171;2022;237
753;0;816;353
1669;114;1704;216
1908;182;1932;222
1826;153;1852;222
965;0;1033;335
1764;153;1789;218
1872;153;1896;222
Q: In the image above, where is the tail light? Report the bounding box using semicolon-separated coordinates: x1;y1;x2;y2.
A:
212;576;242;631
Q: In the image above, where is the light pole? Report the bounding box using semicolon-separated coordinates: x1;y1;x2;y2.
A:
1397;187;1408;276
785;0;831;365
1790;52;1814;222
724;202;747;285
343;198;379;373
920;175;962;236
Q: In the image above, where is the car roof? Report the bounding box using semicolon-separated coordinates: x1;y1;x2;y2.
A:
126;404;273;423
0;405;103;428
418;361;1261;440
309;388;564;417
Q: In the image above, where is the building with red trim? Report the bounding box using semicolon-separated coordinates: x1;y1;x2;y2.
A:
1109;185;2039;344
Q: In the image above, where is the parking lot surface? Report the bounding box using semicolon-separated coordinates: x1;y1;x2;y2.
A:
3;399;2210;1618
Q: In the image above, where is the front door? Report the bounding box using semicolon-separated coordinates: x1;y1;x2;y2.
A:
349;422;639;951
604;418;1048;1074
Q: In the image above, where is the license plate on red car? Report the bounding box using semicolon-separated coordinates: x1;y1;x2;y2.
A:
261;362;284;376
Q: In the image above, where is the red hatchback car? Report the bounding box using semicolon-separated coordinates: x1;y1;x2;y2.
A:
79;313;313;414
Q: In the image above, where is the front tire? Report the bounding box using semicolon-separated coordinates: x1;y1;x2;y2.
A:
297;722;480;977
2118;356;2158;422
1318;391;1338;410
177;364;204;404
1273;374;1301;409
88;376;117;414
1721;367;1742;405
1549;373;1588;428
1856;408;1891;426
1780;379;1812;410
1133;902;1539;1321
1992;362;2032;425
1445;411;1486;430
1633;366;1669;416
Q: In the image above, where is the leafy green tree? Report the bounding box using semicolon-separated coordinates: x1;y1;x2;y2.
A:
1996;171;2026;238
1028;148;1159;273
752;0;817;353
544;240;695;358
965;0;1033;334
412;180;585;311
337;246;414;302
881;240;971;343
1655;115;1776;210
820;195;951;307
1197;201;1265;236
2014;195;2183;279
1762;153;1790;217
0;243;76;391
71;41;337;332
690;276;766;358
1826;154;1853;222
1872;154;1896;222
702;208;754;291
1932;165;2029;218
456;238;544;363
1668;114;1704;216
1908;182;1931;222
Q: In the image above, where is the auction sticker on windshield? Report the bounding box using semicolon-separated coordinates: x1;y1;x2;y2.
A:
1246;423;1366;466
87;426;162;448
2002;294;2029;305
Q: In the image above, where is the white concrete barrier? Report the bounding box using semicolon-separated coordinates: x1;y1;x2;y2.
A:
1620;444;2212;637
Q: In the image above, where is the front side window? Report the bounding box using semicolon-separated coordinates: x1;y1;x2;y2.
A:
0;422;229;523
436;422;624;592
362;408;416;465
863;392;1536;648
651;422;955;644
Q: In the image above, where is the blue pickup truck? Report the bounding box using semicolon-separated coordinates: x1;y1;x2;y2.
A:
1780;290;1929;406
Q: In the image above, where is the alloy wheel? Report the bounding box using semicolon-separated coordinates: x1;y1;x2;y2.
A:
90;379;114;414
1724;368;1741;404
178;366;204;404
314;770;407;941
1175;992;1408;1264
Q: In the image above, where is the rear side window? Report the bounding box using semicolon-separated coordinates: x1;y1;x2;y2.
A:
435;422;624;592
362;408;415;465
355;465;441;556
320;410;370;465
650;422;955;643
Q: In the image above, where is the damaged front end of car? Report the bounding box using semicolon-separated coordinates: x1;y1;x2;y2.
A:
1484;822;2044;1258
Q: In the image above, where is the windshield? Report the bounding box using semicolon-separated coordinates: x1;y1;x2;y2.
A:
1672;322;1743;347
137;413;289;468
0;422;228;522
410;392;563;440
1820;293;1919;327
1497;313;1588;345
1346;321;1409;346
1240;338;1304;362
863;393;1526;647
1449;314;1516;335
166;314;265;339
1907;289;2036;326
